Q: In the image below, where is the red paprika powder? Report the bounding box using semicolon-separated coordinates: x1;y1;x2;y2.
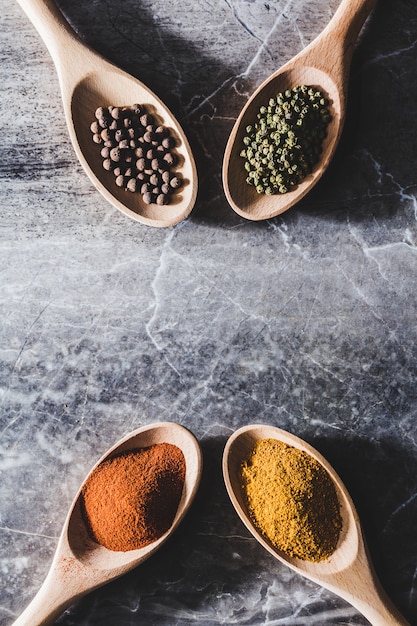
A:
81;442;186;552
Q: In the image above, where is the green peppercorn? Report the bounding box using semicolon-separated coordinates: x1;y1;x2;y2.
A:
240;84;331;195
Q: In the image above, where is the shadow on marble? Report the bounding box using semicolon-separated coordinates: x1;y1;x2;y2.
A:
313;433;417;623
297;0;417;227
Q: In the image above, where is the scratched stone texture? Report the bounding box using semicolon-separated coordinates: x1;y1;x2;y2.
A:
1;0;417;624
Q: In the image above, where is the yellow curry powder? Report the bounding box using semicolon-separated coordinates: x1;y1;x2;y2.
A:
241;438;342;562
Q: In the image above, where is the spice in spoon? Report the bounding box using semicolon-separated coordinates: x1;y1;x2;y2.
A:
240;85;331;195
90;104;182;206
81;442;186;552
240;438;342;562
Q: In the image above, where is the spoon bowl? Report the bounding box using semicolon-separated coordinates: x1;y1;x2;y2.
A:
13;422;202;626
223;424;409;626
223;0;377;221
16;0;198;227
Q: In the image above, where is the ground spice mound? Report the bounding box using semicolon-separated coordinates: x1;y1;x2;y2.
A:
81;442;186;552
241;438;342;562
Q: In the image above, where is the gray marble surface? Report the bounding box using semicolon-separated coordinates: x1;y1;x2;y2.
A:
1;0;417;624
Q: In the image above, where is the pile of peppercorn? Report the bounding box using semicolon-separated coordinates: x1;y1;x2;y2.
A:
90;104;182;206
240;85;331;195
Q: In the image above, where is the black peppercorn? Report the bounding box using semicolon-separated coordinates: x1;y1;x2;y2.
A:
95;107;106;120
115;129;126;142
170;176;181;189
110;147;121;162
140;113;153;127
90;103;182;206
156;194;167;205
163;152;175;166
162;137;174;149
98;116;110;129
126;178;137;192
100;129;112;142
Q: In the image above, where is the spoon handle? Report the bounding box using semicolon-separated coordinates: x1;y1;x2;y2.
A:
301;0;378;94
15;0;83;66
349;586;410;625
333;547;410;626
12;565;76;626
324;0;378;49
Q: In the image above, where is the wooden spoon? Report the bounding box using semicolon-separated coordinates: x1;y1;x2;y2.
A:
222;0;377;221
16;0;198;227
12;422;203;626
223;424;410;625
